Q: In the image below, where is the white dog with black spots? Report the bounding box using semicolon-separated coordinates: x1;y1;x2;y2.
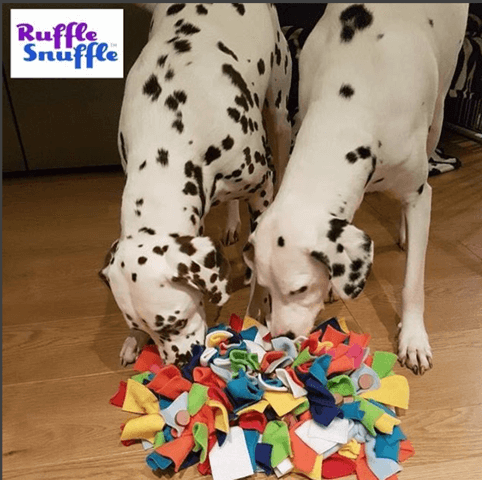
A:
101;3;291;366
244;3;468;375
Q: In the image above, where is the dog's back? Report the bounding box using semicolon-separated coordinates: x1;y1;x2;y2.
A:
120;3;280;169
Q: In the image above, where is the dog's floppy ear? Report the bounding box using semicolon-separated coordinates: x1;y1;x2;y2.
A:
310;219;373;300
98;239;119;290
170;236;231;305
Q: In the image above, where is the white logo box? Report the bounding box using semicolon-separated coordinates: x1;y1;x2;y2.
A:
10;9;123;78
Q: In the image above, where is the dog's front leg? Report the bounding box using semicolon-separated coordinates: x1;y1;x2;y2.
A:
398;183;433;375
119;328;151;367
222;200;241;246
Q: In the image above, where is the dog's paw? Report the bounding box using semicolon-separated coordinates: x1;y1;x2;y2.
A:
222;221;241;246
397;322;433;375
324;285;340;304
119;330;150;367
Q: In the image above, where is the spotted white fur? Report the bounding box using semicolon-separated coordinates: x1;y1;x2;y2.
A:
101;3;292;366
245;4;468;375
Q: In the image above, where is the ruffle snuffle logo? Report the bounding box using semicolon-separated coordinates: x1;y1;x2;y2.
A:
16;22;118;69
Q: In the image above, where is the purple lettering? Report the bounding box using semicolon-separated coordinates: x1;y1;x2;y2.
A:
17;23;34;41
65;22;78;49
53;24;66;49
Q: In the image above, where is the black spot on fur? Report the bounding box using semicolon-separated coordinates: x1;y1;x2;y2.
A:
240;116;248;134
350;271;361;282
257;59;265;75
311;251;331;271
173;90;187;104
351;259;363;271
222;64;253;107
204;250;216;269
337;244;344;253
428;18;434;27
235;95;249;111
165;69;175;81
205;146;222;165
275;90;282;108
373;177;384;184
183;181;198;195
173;39;191;53
340;4;373;43
278;236;285;247
136;199;144;207
418;184;425;195
339;84;354;98
177;236;197;255
332;263;346;277
275;43;281;65
196;4;208;14
143;75;162;101
232;3;245;15
167;4;186;15
172;119;184;133
120;133;128;163
138;256;147;265
357;146;371;159
165;95;179;111
131;273;137;282
157;149;169;166
227;107;241;123
253;93;260;109
344;284;355;296
190;262;201;273
327;218;348;242
177;23;200;35
139;160;147;170
217;41;238;61
346;151;358;164
139;227;156;235
157;55;168;67
222;135;234;150
153;246;164;255
377;33;384;40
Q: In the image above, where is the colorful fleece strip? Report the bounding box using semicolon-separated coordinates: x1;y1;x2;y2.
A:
110;315;414;480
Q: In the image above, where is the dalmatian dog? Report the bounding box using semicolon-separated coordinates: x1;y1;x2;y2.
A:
100;3;291;366
244;4;468;375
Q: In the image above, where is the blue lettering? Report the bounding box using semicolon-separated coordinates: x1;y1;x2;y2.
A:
23;43;37;62
21;42;118;69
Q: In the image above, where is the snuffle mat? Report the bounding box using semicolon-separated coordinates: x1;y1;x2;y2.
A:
110;314;415;480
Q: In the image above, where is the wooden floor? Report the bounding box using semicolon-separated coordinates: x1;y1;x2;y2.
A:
3;130;482;479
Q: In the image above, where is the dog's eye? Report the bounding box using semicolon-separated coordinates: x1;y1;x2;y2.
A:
289;285;308;296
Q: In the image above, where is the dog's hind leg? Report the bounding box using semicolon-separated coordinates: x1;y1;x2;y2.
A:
398;181;433;375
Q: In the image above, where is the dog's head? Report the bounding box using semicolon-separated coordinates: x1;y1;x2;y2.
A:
244;211;373;338
100;234;230;364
